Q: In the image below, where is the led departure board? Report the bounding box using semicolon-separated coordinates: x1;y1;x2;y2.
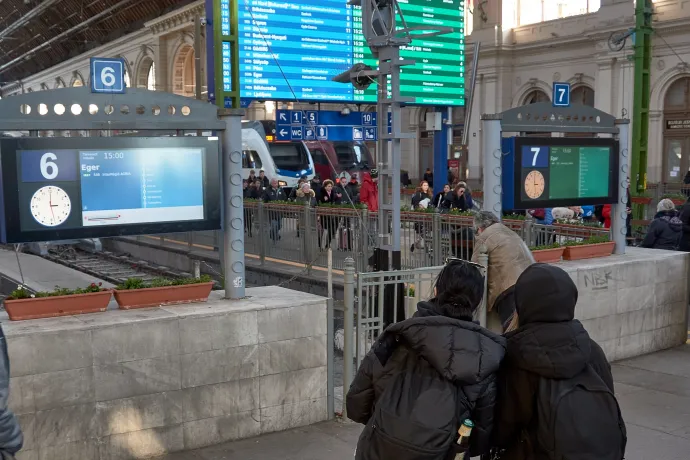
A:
0;137;221;244
502;137;619;210
230;0;465;105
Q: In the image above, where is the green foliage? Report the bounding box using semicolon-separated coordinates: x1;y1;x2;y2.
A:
554;218;603;228
406;285;415;297
449;209;474;217
401;205;435;214
318;202;367;209
117;275;212;290
504;213;526;221
9;282;104;300
529;242;562;251
564;235;611;247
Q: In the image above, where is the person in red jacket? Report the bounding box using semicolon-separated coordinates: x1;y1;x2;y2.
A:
602;204;612;229
359;169;379;212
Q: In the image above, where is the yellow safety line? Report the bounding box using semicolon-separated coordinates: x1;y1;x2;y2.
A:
141;235;345;276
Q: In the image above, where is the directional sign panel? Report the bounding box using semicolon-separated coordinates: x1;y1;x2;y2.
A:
275;110;387;142
90;58;126;94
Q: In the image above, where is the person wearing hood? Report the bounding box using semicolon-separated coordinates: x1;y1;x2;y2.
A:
344;174;360;205
347;259;506;459
359;169;379;212
641;198;682;250
295;182;316;207
494;263;624;460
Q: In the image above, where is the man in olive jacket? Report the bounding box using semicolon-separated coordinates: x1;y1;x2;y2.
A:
471;211;534;333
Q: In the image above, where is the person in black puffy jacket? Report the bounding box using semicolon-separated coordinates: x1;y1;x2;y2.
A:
346;259;506;459
642;199;682;250
494;264;616;460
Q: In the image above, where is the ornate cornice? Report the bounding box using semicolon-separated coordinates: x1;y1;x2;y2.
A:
146;1;205;35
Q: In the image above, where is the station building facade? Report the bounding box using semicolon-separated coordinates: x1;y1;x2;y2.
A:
2;0;690;189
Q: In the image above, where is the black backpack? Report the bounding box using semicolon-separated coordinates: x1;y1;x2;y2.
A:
535;364;627;460
357;357;483;460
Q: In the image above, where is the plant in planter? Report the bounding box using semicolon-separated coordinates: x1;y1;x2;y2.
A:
661;193;687;206
563;236;615;261
529;243;565;263
114;275;214;310
630;192;652;205
503;213;526;221
4;282;111;321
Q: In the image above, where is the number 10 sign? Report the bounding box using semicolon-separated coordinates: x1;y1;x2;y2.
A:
90;58;126;94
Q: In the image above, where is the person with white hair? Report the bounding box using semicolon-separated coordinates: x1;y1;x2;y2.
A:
641;198;682;250
472;211;535;333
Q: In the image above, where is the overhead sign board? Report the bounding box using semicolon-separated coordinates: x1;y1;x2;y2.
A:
209;0;464;107
90;58;126;94
0;137;221;243
275;110;385;142
502;137;619;210
552;82;571;107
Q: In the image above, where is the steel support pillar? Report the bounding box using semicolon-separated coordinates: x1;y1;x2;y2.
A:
220;109;246;298
482;115;503;219
630;0;653;195
613;120;630;255
433;108;450;195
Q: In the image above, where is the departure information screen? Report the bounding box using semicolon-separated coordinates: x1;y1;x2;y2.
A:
0;137;221;244
506;137;619;210
232;0;465;105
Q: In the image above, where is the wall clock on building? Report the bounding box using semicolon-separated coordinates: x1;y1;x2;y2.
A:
30;185;72;227
524;170;545;199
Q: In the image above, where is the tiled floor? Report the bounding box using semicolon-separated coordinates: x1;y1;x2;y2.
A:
158;345;690;459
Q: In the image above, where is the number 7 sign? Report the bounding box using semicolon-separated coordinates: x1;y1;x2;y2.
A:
552;82;570;107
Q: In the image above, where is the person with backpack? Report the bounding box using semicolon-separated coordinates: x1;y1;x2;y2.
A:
494;263;626;460
346;258;506;460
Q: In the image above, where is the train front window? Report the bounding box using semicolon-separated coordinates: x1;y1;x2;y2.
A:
271;143;308;171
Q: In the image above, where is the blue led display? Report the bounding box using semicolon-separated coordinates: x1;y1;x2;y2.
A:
214;0;465;106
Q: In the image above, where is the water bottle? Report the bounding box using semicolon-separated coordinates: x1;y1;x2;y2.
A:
454;419;474;460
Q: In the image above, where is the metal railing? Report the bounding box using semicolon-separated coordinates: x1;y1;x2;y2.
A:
148;206;618;271
340;248;489;417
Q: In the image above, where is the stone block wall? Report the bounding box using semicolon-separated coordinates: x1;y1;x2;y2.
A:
5;286;328;460
562;248;689;362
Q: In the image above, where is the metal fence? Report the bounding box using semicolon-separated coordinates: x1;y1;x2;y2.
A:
148;207;618;271
340;249;489;417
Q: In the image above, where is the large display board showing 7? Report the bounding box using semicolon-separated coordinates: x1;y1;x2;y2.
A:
513;137;619;210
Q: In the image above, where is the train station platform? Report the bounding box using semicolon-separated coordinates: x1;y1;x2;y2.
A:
0;247;113;295
157;345;690;460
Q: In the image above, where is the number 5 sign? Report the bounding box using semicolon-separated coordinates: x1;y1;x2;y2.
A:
90;58;126;94
552;82;570;107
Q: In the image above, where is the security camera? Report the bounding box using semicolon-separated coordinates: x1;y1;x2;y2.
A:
199;17;207;26
332;63;377;90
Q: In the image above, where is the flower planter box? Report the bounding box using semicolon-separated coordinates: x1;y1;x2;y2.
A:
553;223;608;240
671;198;686;206
531;247;565;263
4;290;112;321
631;196;652;205
563;242;615;261
114;282;214;310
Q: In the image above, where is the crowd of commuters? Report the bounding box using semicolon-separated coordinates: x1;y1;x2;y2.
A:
347;211;627;460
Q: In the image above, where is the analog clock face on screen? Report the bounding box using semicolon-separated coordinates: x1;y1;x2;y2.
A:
524;170;545;199
30;186;72;227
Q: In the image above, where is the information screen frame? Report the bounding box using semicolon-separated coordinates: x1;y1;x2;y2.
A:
232;0;465;106
0;137;221;244
512;136;619;210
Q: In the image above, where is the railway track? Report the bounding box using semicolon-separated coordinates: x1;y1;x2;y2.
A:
42;246;218;287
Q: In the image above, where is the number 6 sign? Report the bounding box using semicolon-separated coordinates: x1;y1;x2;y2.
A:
90;58;126;94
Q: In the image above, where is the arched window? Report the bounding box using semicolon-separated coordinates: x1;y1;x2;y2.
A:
173;44;196;97
663;77;690;184
124;69;131;89
570;86;595;106
524;89;550;105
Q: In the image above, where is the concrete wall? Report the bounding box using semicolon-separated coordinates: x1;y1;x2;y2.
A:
6;287;328;460
563;248;689;362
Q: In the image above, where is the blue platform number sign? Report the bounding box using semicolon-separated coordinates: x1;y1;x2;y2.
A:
90;58;126;94
552;82;570;107
521;146;549;168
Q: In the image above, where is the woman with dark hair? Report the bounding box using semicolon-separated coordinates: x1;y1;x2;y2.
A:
347;259;506;460
410;181;433;252
434;183;452;209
